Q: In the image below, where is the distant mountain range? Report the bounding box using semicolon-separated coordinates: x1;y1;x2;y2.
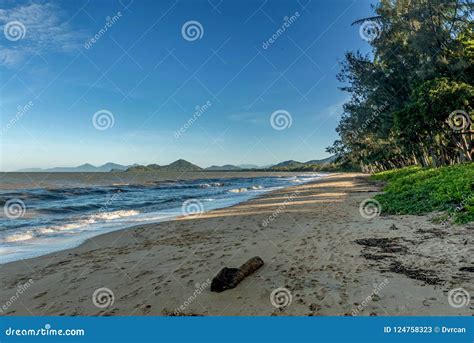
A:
15;156;336;172
205;164;242;171
271;156;337;169
16;163;137;172
125;159;202;172
205;164;272;170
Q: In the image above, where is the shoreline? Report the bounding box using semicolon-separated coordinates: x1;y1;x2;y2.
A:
0;173;472;316
0;172;327;265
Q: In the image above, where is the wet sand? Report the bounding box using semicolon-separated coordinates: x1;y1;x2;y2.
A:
0;173;472;316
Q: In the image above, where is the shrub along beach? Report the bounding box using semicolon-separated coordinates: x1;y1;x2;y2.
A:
373;164;474;224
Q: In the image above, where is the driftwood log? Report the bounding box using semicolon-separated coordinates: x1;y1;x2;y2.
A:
211;256;264;292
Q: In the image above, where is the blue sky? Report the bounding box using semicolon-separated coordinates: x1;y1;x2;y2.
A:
0;0;374;171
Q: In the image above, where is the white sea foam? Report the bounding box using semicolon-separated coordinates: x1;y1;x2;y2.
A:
3;231;35;242
229;185;263;193
251;185;263;190
200;182;224;188
90;210;140;220
229;188;248;193
2;210;141;244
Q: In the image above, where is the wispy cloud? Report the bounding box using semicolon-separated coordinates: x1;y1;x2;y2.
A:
313;97;349;120
0;2;83;67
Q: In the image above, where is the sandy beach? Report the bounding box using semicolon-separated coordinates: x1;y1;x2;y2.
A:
0;173;472;316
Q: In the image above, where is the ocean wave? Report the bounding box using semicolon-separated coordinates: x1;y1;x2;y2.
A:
90;210;140;220
229;185;263;193
229;188;248;193
1;210;141;243
39;204;101;214
3;231;35;243
199;182;225;188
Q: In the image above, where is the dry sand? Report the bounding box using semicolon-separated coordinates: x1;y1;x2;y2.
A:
0;173;472;316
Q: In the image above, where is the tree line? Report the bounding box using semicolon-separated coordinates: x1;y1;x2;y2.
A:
328;0;473;173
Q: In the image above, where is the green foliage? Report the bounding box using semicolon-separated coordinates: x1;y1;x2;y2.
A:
372;166;422;181
328;0;474;171
269;162;359;172
372;164;474;223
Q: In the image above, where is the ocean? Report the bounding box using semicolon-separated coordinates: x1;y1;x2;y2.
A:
0;172;325;264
